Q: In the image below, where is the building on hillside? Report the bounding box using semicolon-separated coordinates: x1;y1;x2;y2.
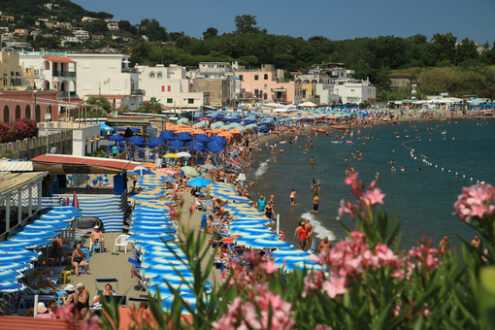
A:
106;21;120;31
390;75;411;88
91;34;104;41
192;62;239;106
136;64;204;109
13;29;28;36
73;30;89;40
0;51;29;91
0;90;61;123
0;15;15;23
236;64;302;104
68;53;141;110
18;51;78;99
5;41;31;49
81;16;98;22
299;64;376;104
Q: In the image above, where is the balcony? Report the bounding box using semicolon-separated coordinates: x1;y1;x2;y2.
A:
52;71;76;77
58;91;77;99
131;89;145;95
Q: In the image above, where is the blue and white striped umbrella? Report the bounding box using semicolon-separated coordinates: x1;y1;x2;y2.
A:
0;262;32;273
0;282;25;293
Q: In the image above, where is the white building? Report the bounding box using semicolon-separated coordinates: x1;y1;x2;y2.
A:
73;29;89;40
137;64;204;108
67;53;141;110
18;51;77;98
194;61;239;105
300;64;376;104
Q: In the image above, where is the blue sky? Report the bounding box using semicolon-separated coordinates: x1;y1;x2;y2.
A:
73;0;495;43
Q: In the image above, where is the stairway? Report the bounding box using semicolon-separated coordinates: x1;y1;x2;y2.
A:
42;191;128;233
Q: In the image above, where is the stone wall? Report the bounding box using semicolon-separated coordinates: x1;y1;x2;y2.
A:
0;130;72;159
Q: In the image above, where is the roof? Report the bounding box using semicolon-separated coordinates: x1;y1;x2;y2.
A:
0;172;47;196
87;95;125;99
31;154;139;174
0;161;33;172
0;316;76;329
42;55;76;63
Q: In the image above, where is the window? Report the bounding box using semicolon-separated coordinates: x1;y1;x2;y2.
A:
149;72;155;79
44;61;50;70
157;72;163;79
167;98;173;104
167;85;171;92
302;90;307;98
239;75;243;81
35;105;41;122
188;98;194;104
254;75;259;81
15;105;21;120
25;105;30;119
264;84;267;89
263;93;267;100
264;74;268;80
254;89;259;97
3;105;9;123
161;86;165;92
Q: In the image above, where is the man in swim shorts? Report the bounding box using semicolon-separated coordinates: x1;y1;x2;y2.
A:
289;189;296;206
293;222;307;250
312;194;320;214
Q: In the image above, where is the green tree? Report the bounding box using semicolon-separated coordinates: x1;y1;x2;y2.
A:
86;97;113;113
456;38;479;64
202;27;218;39
139;19;168;41
235;15;259;33
139;100;163;113
430;33;457;65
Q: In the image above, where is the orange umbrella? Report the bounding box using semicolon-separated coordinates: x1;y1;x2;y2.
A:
143;163;158;168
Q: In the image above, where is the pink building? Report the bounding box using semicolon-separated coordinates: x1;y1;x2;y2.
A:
237;65;302;104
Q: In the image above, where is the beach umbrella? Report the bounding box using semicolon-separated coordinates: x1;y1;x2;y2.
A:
188;141;205;152
108;134;124;141
162;176;177;183
194;134;209;143
199;164;216;170
168;140;186;150
187;178;211;187
0;282;25;293
210;121;225;129
129;136;145;145
176;152;191;158
143;163;158;168
206;142;224;153
72;191;79;208
177;132;192;141
148;137;164;148
128;166;153;176
130;127;141;133
181;166;199;177
163;153;179;158
209;135;227;146
177;118;189;124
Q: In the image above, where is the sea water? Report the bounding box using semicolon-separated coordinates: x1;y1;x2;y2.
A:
247;119;495;248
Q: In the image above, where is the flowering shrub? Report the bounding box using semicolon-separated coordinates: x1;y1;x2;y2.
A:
0;119;38;143
100;174;495;329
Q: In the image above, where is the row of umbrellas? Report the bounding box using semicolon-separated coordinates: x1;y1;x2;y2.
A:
128;174;208;311
0;206;80;292
209;183;325;272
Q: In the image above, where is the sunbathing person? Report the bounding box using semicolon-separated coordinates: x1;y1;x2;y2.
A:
92;283;114;305
71;243;89;276
90;225;105;252
25;269;58;291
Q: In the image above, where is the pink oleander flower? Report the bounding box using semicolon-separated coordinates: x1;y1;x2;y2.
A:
259;260;279;274
337;199;354;220
302;271;325;297
361;188;385;206
81;314;100;330
56;303;74;320
344;172;359;187
454;183;495;221
315;325;333;330
408;240;440;271
322;275;346;299
213;290;295;330
375;243;400;267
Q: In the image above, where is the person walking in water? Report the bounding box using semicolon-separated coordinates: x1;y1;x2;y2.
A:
312;193;320;214
310;155;315;167
294;221;308;251
289;189;296;206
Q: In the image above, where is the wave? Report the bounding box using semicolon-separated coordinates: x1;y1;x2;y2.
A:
255;159;270;177
300;212;336;241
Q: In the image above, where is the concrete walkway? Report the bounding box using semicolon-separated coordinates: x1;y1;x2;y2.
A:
57;191;221;307
58;233;143;305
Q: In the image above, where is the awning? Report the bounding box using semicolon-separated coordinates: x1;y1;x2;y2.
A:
42;56;76;63
31;154;139;174
271;88;287;92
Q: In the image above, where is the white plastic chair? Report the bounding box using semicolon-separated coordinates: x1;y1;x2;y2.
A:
113;234;130;254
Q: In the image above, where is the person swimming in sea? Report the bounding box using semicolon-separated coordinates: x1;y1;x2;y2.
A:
310;155;315;167
311;178;317;195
